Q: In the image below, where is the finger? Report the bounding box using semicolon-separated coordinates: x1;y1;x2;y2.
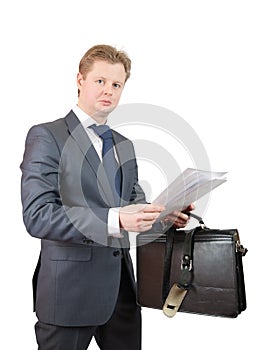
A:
169;211;189;221
141;212;161;221
144;203;165;213
166;214;179;222
178;212;189;221
170;214;190;227
183;203;195;213
137;213;161;225
174;218;189;225
173;222;187;229
138;224;154;232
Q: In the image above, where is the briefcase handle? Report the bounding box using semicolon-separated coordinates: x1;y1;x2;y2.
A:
187;212;206;228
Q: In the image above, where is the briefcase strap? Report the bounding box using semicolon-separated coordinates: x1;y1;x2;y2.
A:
162;226;175;301
163;227;198;317
162;283;188;317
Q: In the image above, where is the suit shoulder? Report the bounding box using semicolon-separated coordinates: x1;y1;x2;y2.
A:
26;110;76;142
28;117;65;135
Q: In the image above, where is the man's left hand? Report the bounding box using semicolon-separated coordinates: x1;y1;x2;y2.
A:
165;203;195;229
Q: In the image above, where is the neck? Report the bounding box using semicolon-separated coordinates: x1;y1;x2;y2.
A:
91;111;109;125
77;103;109;125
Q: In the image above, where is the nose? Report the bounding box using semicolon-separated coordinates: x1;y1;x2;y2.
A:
103;83;113;96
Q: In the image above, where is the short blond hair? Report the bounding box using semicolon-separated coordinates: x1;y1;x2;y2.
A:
79;44;131;81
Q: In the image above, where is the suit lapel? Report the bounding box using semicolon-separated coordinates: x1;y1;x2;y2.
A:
112;131;135;206
65;111;116;207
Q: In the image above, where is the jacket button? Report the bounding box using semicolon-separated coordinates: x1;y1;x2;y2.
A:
113;250;120;257
83;238;93;244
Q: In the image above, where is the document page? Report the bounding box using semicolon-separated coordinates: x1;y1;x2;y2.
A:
152;168;227;218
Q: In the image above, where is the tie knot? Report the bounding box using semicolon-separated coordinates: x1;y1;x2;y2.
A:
90;124;112;140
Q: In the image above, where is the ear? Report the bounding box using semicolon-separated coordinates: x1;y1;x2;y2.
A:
77;72;84;90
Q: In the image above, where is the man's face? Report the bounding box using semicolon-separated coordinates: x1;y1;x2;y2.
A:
77;60;126;121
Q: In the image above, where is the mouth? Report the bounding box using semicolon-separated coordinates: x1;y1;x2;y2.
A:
99;100;112;106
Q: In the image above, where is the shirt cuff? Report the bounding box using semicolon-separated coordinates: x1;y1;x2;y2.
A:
108;207;124;238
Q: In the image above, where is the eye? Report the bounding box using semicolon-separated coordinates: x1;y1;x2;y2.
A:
96;79;104;85
113;83;122;89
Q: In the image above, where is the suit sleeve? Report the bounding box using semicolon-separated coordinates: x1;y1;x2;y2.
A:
20;125;110;245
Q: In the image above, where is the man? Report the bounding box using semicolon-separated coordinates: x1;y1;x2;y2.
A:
20;45;193;350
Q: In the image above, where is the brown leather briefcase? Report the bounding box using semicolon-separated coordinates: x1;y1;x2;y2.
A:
136;214;247;318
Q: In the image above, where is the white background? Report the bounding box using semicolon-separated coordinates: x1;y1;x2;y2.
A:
1;0;270;349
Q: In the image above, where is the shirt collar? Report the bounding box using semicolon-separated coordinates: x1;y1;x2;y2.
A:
72;105;97;128
72;105;109;129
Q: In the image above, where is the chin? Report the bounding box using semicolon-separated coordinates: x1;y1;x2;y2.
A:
93;109;112;120
101;105;116;114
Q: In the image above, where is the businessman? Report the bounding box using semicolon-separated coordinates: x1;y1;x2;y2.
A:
20;44;193;350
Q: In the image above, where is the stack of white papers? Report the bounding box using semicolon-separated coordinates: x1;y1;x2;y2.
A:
152;168;227;218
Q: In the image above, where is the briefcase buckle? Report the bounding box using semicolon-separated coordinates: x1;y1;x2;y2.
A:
181;254;193;271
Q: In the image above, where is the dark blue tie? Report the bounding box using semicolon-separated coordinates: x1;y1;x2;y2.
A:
90;124;121;205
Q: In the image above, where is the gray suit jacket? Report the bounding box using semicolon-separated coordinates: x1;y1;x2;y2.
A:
20;110;146;326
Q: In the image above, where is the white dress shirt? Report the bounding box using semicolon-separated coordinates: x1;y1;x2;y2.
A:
73;105;122;237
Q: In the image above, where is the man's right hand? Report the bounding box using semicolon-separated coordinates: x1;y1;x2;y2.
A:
119;203;165;232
